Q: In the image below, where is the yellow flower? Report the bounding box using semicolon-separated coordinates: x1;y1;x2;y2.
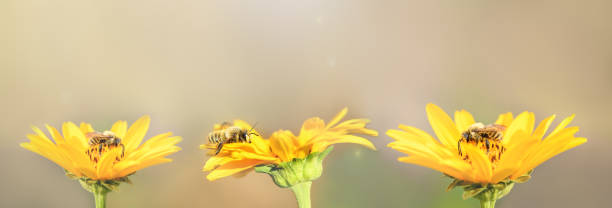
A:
21;116;182;181
202;108;378;181
387;103;587;185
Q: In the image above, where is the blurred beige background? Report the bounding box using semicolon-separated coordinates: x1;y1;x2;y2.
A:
2;0;612;207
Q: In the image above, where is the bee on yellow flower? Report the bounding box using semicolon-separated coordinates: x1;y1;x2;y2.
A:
201;108;378;208
387;104;586;208
20;116;182;208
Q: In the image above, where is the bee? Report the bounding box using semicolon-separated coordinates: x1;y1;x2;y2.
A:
458;123;506;156
86;131;125;157
208;124;258;155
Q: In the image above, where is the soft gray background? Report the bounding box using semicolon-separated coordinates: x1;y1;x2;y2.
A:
2;0;611;207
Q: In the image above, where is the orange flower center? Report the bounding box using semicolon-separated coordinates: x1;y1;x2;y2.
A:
457;123;507;168
85;144;125;163
84;131;125;164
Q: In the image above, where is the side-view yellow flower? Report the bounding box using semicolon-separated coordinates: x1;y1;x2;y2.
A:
202;108;378;208
387;103;586;207
21;115;182;181
202;108;378;181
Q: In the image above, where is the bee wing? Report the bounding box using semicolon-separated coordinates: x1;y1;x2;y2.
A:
488;124;507;131
213;122;233;131
85;132;102;138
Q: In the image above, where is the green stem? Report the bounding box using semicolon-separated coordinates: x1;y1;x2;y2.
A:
289;182;312;208
479;199;496;208
92;184;109;208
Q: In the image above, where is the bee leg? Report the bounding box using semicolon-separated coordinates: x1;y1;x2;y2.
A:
457;140;462;156
215;142;225;155
485;139;490;153
120;144;125;157
98;144;104;155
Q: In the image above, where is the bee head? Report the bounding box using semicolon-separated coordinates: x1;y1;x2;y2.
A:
462;131;470;139
110;137;121;144
245;123;259;138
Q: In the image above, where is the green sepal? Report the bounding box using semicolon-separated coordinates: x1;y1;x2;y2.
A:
65;170;134;193
513;175;531;183
255;146;334;188
447;179;472;191
445;170;533;201
462;187;486;199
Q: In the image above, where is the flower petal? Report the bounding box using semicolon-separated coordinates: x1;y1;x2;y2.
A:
206;159;265;181
313;134;376;151
532;115;556;140
62;122;88;150
269;130;298;162
79;122;95;134
495;112;514;127
123;116;151;153
45;124;65;144
96;149;121;179
386;129;454;159
512;127;584;178
503;112;534;145
548;114;575;138
110;120;128;139
326;107;348;128
464;145;492;183
426;103;461;148
398;156;471;182
495;131;538;181
454;110;476;133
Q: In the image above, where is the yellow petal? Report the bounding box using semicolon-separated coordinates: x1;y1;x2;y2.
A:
532;115;556;140
79;122;95;134
562;137;587;152
251;137;273;155
96;149;121;179
512;128;584;178
454;110;476;133
110;120;128;139
548;114;575;138
31;126;53;145
299;117;325;145
503;112;534;145
45;124;65;144
528;129;582;168
495;131;538;180
386;129;453;159
20;142;72;172
58;142;94;176
398;156;471;182
204;156;236;171
269;130;298;162
206;159;264;181
326;108;348;128
495;112;514;127
62;122;88;150
116;158;172;178
397;125;443;147
123;116;151;153
315;134;376;151
387;142;443;160
464;145;492;183
426;103;460;148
